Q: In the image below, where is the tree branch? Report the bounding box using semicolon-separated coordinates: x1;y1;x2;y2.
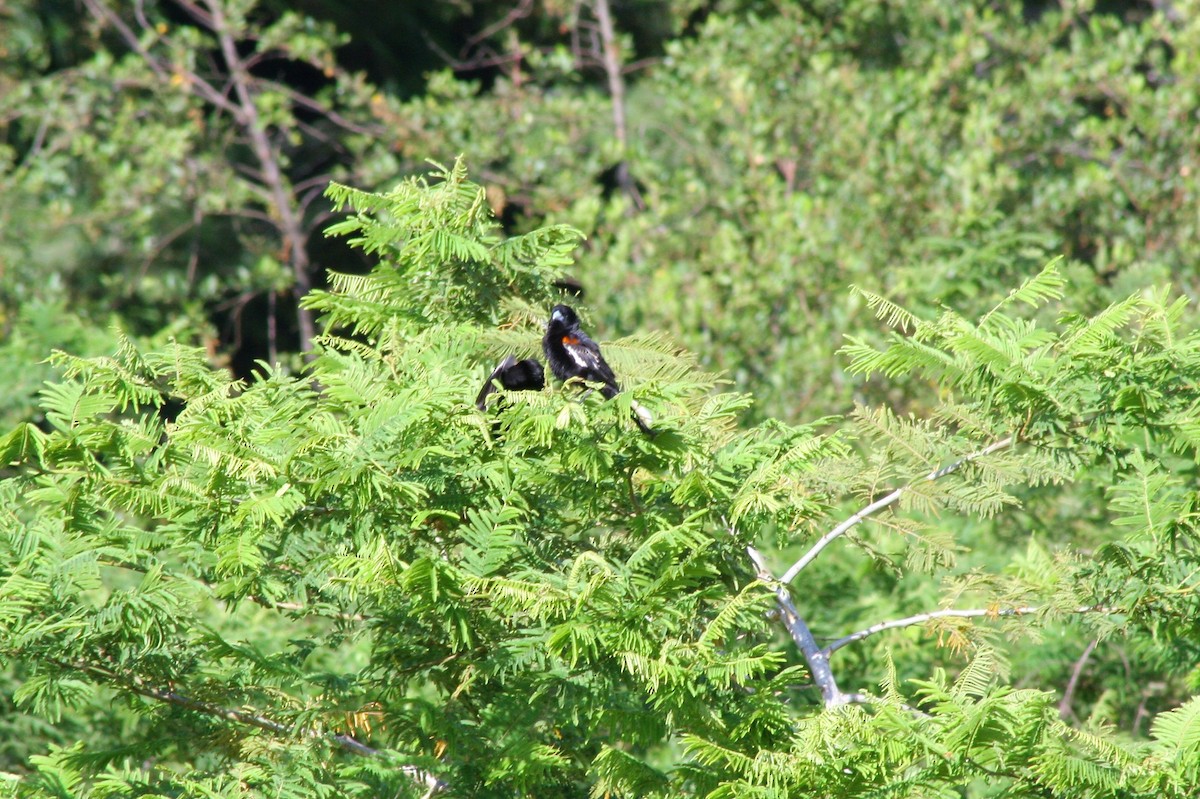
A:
745;545;852;707
81;0;243;119
202;0;316;358
591;0;644;209
83;0;320;359
825;604;1115;656
55;658;444;793
592;0;626;151
1058;638;1098;720
780;435;1014;585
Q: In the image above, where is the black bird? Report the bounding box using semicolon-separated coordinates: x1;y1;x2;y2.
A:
475;355;545;411
543;305;621;398
542;304;653;433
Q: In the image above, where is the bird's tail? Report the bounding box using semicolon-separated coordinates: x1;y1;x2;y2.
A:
630;399;655;437
475;354;518;410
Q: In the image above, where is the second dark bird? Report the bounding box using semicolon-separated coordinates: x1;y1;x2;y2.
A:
475;354;545;411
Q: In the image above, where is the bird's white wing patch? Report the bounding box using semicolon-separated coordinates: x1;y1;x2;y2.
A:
567;346;592;370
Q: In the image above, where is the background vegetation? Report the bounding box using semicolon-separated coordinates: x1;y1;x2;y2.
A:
2;1;1198;796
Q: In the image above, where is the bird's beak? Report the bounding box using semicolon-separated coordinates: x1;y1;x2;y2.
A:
551;308;564;323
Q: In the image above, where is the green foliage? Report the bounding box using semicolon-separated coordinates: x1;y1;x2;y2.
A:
7;0;1200;425
389;2;1200;426
0;0;410;413
5;1;1200;795
0;299;124;430
1;164;769;796
312;160;581;332
2;163;1198;797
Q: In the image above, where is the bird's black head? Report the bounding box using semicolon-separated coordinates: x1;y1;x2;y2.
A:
548;304;580;331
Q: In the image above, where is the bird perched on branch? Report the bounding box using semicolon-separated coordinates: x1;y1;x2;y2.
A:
542;304;654;434
475;354;545;411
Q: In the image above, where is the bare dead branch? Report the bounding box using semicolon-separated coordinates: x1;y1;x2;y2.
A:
781;435;1015;585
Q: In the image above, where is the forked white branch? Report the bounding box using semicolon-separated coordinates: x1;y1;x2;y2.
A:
781;435;1015;585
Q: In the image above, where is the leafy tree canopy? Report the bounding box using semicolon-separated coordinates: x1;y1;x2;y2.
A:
2;162;1198;797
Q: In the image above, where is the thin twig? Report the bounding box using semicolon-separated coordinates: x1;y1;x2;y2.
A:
51;658;445;791
838;691;931;717
266;81;386;138
22;116;51;166
462;0;534;53
267;287;278;366
134;0;153;34
172;0;215;29
781;435;1014;585
826;606;1038;655
187;197;203;287
825;604;1115;656
1058;638;1098;720
137;219;199;287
